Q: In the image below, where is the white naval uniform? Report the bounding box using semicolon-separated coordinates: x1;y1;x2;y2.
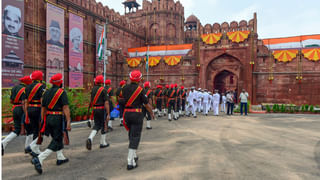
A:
186;91;196;117
202;92;210;115
212;93;220;115
221;95;226;113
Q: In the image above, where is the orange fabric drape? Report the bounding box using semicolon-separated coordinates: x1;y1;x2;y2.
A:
201;33;222;45
144;56;161;67
302;48;320;61
272;50;298;62
227;31;250;43
127;57;141;67
164;56;181;66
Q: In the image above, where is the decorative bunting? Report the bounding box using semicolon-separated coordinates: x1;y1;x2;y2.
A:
272;50;298;62
144;56;161;67
127;57;141;67
302;48;320;61
227;31;250;43
164;56;181;66
201;33;222;45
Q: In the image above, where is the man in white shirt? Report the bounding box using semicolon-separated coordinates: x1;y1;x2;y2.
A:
239;89;249;115
212;90;220;116
186;87;197;118
196;89;201;113
202;89;210;115
220;93;226;113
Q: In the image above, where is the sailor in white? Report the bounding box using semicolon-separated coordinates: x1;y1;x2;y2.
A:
212;90;220;116
221;93;227;113
202;89;210;115
186;87;197;118
196;88;202;113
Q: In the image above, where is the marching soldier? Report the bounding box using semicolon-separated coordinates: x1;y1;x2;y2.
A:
167;84;178;121
31;73;71;174
175;84;181;119
25;71;46;157
180;86;187;116
163;84;169;116
86;75;110;150
121;70;154;170
116;80;126;126
143;81;153;130
154;85;163;117
105;79;114;131
2;76;32;156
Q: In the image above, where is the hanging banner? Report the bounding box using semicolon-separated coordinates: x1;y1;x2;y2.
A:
2;0;24;87
95;24;104;75
69;13;83;88
46;3;64;83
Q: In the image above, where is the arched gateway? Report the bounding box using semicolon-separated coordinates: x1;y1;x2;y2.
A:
205;54;242;93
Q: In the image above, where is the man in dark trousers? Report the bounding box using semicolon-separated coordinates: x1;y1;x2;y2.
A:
143;81;153;130
104;79;114;131
121;70;154;170
2;76;32;156
163;84;169;116
86;75;110;150
25;71;46;157
167;84;177;121
175;84;181;119
31;73;71;174
116;80;126;126
180;86;187;116
154;85;163;117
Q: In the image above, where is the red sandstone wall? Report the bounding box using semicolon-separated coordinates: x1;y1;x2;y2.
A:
255;42;320;105
24;0;145;89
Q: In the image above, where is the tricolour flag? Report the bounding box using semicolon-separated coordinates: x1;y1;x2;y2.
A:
97;26;105;60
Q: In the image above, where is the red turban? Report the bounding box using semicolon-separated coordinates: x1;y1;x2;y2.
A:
31;71;43;81
105;79;111;85
144;81;150;88
50;73;63;86
129;70;142;82
119;80;126;86
95;75;104;84
20;76;32;85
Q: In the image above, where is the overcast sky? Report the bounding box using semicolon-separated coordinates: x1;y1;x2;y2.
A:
96;0;320;39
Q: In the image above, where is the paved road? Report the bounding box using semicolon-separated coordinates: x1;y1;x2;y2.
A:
2;113;320;180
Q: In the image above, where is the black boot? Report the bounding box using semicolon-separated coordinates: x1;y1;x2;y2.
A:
86;139;92;150
56;159;69;166
31;157;43;174
127;164;138;170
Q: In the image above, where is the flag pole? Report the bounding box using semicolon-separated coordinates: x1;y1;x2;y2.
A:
147;45;150;81
103;19;108;86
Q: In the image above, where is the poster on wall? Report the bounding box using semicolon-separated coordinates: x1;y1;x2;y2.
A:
1;0;24;87
69;13;83;88
95;24;104;76
46;3;64;84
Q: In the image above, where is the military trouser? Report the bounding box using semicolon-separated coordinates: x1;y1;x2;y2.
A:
27;107;41;140
142;107;152;121
13;106;31;135
176;98;181;112
46;114;63;151
109;100;114;120
181;99;186;111
156;98;162;112
168;100;176;114
93;109;107;134
124;111;143;149
119;104;124;118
